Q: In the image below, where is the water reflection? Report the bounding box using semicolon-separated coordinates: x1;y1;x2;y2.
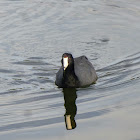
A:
63;88;77;130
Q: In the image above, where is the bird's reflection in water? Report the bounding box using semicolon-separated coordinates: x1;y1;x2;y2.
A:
63;88;77;130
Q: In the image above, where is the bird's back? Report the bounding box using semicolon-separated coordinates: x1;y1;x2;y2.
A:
74;56;98;87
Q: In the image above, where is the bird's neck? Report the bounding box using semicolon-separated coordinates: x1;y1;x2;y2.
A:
63;64;79;87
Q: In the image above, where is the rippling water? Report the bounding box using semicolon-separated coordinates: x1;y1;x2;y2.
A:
0;0;140;139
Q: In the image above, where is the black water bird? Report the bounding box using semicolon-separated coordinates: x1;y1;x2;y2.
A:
55;53;98;88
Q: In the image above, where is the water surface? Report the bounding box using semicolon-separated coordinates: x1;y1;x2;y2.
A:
0;0;140;140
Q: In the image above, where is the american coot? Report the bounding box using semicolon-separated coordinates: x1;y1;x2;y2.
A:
55;53;98;88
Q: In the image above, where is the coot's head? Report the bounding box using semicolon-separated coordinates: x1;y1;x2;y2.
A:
61;53;74;70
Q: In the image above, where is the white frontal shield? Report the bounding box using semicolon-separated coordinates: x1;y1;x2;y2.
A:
63;57;68;70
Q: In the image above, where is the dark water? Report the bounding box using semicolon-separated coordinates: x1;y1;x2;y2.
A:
0;0;140;140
